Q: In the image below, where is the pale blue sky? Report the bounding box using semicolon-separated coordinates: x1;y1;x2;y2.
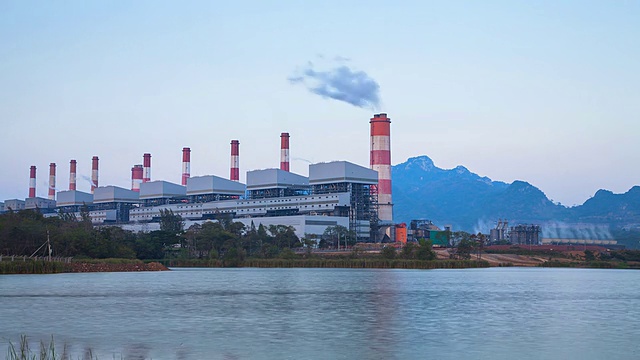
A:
1;1;638;206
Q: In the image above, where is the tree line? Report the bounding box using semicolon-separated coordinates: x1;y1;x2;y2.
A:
0;209;306;262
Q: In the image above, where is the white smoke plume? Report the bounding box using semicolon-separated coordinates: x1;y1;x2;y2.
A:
541;222;613;240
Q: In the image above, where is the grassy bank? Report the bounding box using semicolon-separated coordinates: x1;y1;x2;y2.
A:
0;260;68;275
163;258;490;269
539;260;640;269
0;258;168;275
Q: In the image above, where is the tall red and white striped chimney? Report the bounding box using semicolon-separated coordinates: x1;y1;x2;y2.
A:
182;147;191;186
29;165;36;198
143;153;151;183
230;140;240;181
280;132;290;172
48;163;56;200
370;113;393;222
131;165;143;192
91;156;99;194
69;160;77;191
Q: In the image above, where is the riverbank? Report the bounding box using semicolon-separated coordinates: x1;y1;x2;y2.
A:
0;259;168;275
166;258;491;269
3;250;639;274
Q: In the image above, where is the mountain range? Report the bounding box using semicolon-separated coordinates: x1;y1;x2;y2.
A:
392;156;640;233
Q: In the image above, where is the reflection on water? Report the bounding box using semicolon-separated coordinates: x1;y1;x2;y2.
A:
1;268;639;359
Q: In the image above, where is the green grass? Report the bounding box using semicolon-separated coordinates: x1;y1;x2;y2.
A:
4;335;99;360
0;261;68;275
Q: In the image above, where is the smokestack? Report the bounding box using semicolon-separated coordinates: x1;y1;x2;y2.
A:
230;140;239;181
280;132;290;172
131;165;143;192
182;147;191;186
69;160;77;191
370;113;393;222
48;163;56;200
29;166;36;198
91;156;99;193
143;153;151;183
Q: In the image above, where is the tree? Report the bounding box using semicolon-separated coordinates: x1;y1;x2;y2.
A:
584;250;596;261
268;225;301;249
450;231;472;246
381;245;396;259
416;239;436;261
455;238;473;260
301;235;317;256
159;209;184;234
322;225;353;249
400;242;417;259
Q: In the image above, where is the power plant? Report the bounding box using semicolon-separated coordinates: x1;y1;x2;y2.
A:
2;114;396;242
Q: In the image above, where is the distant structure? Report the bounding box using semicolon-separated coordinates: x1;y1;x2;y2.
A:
490;219;509;243
181;147;191;186
29;166;36;198
131;165;143;192
541;223;618;246
408;219;449;247
370;113;393;224
69;160;77;191
7;113;402;243
395;223;407;243
510;224;541;245
48;163;56;200
143;153;151;183
280;132;290;172
230;140;240;182
91;156;99;194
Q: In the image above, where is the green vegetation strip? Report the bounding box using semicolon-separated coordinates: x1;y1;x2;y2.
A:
0;260;68;275
167;258;490;269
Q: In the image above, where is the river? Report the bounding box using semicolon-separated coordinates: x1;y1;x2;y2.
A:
1;267;639;359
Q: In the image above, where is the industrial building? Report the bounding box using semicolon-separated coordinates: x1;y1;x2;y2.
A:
489;219;509;243
5;113;396;242
3;199;25;212
407;219;450;247
510;224;542;245
126;160;378;240
541;223;618;247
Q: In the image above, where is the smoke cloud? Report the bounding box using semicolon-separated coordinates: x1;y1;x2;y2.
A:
289;60;381;110
81;174;97;188
542;222;613;240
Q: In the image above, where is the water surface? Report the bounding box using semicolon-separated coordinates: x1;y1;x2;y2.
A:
1;267;639;359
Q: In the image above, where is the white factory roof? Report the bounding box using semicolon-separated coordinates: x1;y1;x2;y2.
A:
55;190;94;207
139;181;186;199
93;186;140;203
187;175;246;196
309;161;378;185
25;197;56;209
246;169;309;190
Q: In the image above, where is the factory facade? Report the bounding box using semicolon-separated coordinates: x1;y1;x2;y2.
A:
3;114;396;242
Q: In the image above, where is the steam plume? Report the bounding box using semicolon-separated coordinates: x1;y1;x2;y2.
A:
289;60;381;110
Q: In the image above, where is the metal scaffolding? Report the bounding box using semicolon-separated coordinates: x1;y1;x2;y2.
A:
312;182;378;242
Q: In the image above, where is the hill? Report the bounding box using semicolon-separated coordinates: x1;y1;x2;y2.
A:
392;156;640;233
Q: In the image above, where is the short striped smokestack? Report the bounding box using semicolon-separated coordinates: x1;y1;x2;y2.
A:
370;113;393;222
69;160;77;191
29;166;36;198
280;132;290;172
91;156;99;194
131;165;143;192
48;163;56;200
230;140;239;181
182;147;191;186
143;153;151;183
